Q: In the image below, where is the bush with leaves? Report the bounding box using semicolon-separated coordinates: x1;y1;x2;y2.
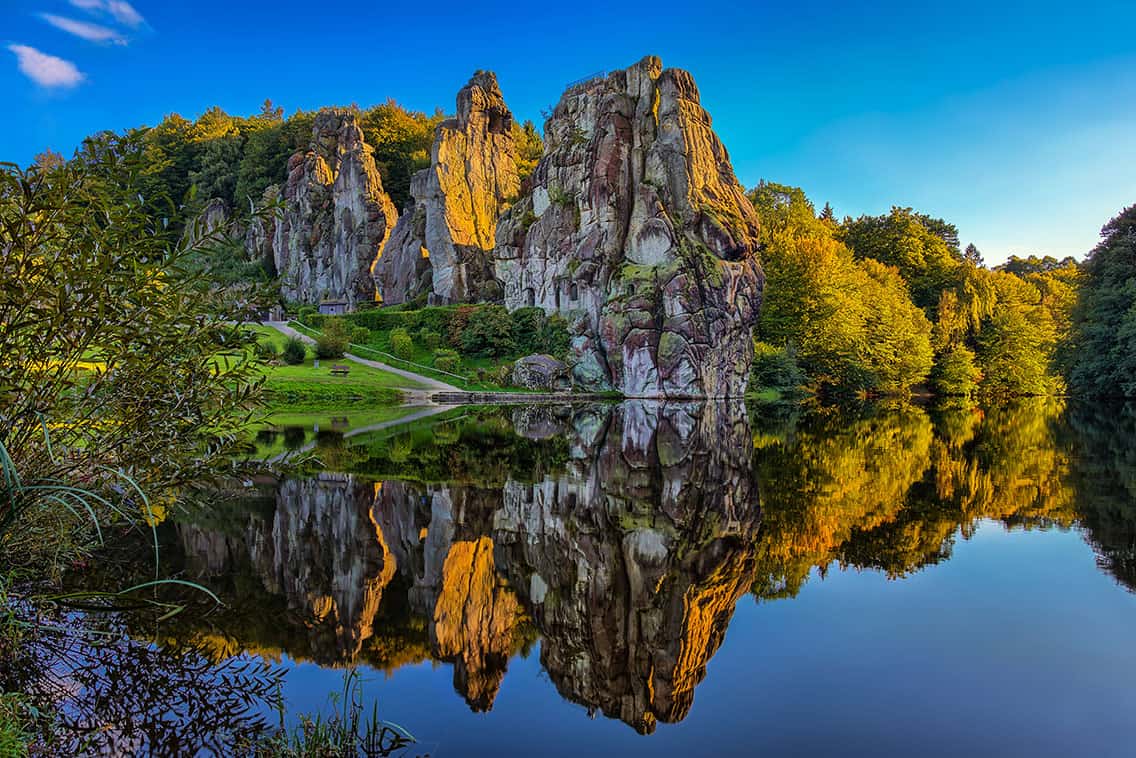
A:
433;349;461;374
461;305;517;358
0;133;265;568
315;318;350;359
282;337;307;365
350;326;370;346
390;328;414;360
418;329;441;350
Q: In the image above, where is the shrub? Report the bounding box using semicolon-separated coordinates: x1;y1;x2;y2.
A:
315;318;350;359
350;326;370;345
434;348;460;374
541;314;572;359
297;306;318;325
447;305;478;348
461;305;517;357
254;340;278;360
510;307;546;354
418;329;441;350
493;363;514;387
390;327;414;360
282;337;307;365
751;341;806;390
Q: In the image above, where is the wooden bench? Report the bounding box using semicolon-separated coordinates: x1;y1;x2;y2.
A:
329;364;350;376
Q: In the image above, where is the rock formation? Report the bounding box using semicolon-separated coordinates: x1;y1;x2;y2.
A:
273;110;397;307
511;354;571;391
375;72;520;305
495;56;764;398
244;184;280;275
182;197;232;247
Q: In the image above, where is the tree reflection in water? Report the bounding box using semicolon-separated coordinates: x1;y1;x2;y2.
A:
61;398;1136;741
1;606;283;755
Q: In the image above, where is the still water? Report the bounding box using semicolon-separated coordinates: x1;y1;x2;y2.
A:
65;400;1136;754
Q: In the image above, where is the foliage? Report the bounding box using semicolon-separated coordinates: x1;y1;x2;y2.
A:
417;329;441;350
1069;204;1136;397
508;307;571;358
389;328;414;360
0;133;264;567
460;305;517;358
358;99;444;209
840;206;963;310
512;120;544;184
433;349;460;374
931;344;981;397
350;326;369;346
282;337;308;365
750;341;806;391
748;181;933;395
314;319;350;359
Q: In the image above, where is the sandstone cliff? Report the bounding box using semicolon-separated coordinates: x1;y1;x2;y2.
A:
375;72;519;304
495;56;764;398
273;110;397;307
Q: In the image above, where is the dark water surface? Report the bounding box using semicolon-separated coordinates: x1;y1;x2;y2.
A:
68;400;1136;754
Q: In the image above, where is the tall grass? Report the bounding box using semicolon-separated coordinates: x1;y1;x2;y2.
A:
255;669;416;758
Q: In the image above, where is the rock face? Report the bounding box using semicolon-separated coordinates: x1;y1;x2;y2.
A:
244;184;280;276
511;354;571;391
182;197;234;248
495;56;764;398
375;72;520;305
273;110;397;307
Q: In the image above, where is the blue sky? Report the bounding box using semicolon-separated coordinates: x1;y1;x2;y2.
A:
4;0;1134;263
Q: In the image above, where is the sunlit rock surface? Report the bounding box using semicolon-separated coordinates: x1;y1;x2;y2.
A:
376;71;520;305
374;482;522;710
495;57;764;398
273;110;397;307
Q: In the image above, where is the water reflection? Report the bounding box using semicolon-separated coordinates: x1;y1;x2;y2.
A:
155;398;1136;737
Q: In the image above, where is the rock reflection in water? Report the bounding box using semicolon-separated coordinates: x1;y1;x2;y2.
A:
175;401;759;729
494;401;759;733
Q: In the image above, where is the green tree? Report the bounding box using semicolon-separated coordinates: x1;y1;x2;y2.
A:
512;120;544;184
358;100;443;209
315;318;351;359
749;182;933;395
0;134;263;564
1069;204;1136;396
840;207;963;310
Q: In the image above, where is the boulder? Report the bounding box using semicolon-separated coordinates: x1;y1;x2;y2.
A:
273;109;397;308
376;71;520;305
494;57;764;398
512;354;571;391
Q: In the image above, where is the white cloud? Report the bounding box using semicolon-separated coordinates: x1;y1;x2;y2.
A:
8;44;86;88
106;1;144;27
40;14;126;44
68;0;146;28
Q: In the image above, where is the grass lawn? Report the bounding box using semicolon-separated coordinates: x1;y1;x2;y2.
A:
246;324;422;406
287;321;539;394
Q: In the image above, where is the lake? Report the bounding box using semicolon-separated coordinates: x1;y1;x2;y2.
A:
45;399;1136;755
